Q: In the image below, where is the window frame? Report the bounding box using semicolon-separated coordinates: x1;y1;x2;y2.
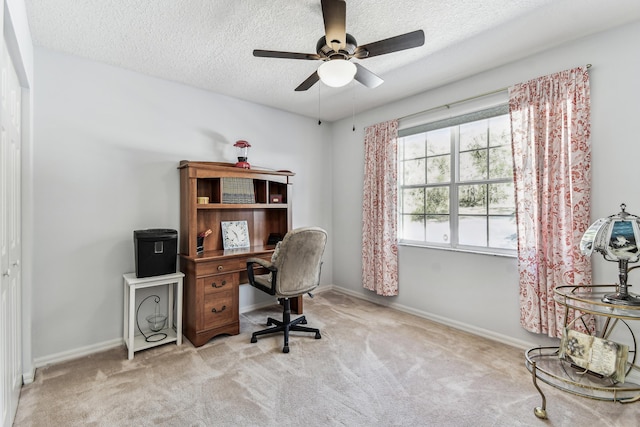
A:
397;103;517;257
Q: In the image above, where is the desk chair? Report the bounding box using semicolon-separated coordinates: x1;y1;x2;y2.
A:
246;227;327;353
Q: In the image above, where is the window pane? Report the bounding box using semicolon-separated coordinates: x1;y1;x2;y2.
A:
400;214;425;241
459;149;487;181
460;119;488;152
489;216;517;249
403;158;425;185
488;183;515;215
427;155;450;183
489;145;513;179
425;187;449;214
402;188;424;216
427;128;450;155
459;215;487;247
397;110;515;253
426;215;450;243
402;134;425;159
489;115;511;147
458;184;487;215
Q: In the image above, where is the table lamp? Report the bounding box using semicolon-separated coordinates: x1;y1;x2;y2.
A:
580;203;640;306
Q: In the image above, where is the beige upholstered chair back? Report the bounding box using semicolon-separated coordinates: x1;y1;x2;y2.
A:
271;227;327;298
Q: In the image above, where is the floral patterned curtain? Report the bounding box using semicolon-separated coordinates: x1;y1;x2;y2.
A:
362;120;399;296
509;67;594;338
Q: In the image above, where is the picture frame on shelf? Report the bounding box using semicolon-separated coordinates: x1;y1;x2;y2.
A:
221;220;251;250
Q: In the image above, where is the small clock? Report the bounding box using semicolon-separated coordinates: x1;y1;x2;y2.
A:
221;221;250;249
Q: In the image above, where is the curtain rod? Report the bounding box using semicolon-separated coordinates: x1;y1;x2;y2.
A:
398;64;592;122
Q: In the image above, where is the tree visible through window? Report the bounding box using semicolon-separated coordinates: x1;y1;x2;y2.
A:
398;106;516;253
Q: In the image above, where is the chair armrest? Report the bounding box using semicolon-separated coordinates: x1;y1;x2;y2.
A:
246;258;278;295
246;257;275;271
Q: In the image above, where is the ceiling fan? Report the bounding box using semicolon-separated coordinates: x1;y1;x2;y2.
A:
253;0;425;91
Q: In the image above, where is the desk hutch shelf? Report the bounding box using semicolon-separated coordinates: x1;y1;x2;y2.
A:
178;161;298;347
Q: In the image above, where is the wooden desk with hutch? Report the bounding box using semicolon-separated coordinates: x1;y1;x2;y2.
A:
178;161;301;347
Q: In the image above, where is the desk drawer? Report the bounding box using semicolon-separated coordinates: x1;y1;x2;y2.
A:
196;258;247;276
200;273;238;296
203;290;237;330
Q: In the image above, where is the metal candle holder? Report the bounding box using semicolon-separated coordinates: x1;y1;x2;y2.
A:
136;294;168;342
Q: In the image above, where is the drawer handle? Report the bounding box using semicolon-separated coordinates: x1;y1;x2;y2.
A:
211;305;227;314
217;265;224;271
211;280;227;288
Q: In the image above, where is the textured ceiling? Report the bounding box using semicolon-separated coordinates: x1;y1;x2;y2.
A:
25;0;640;122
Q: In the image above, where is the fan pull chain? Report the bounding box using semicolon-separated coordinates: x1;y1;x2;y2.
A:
352;80;356;131
318;83;322;125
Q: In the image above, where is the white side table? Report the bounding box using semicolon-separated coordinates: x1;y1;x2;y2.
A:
123;272;184;359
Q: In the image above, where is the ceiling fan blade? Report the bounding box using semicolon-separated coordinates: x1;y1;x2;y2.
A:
321;0;346;51
295;71;320;91
354;63;383;88
354;29;425;59
253;50;321;60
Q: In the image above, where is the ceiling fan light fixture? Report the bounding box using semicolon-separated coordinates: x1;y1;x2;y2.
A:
317;59;356;87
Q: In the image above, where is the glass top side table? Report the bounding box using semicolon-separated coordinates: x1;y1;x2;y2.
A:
525;285;640;419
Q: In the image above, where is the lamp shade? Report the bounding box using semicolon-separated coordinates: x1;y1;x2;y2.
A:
580;203;640;305
317;59;357;87
580;204;640;262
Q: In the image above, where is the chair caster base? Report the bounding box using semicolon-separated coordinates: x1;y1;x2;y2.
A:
249;299;321;352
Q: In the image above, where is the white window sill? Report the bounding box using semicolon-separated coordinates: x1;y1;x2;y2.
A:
398;241;517;258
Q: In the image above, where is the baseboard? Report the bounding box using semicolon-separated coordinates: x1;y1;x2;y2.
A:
32;338;123;370
22;367;36;385
329;285;536;350
239;299;278;314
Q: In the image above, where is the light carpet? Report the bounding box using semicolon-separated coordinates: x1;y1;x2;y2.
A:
13;290;640;426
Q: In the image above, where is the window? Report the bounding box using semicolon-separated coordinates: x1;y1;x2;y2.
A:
398;105;516;254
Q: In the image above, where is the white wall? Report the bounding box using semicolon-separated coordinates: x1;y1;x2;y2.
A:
330;21;640;349
31;48;332;363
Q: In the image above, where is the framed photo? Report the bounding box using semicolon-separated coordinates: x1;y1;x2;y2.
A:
221;220;250;249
